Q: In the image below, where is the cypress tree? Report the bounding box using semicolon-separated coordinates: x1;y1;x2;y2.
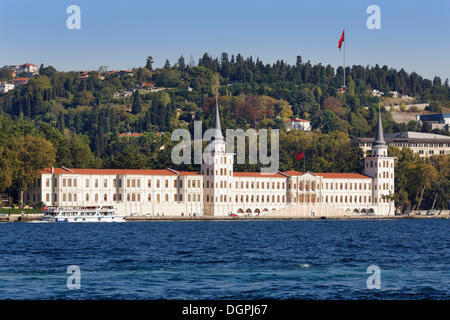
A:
132;90;142;114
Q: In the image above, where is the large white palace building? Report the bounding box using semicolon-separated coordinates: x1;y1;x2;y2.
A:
25;104;396;217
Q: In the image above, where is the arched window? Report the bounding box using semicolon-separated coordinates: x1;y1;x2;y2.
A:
104;194;107;201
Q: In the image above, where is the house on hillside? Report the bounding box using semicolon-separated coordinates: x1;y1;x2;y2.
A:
0;83;15;94
285;118;311;131
10;78;29;87
17;63;39;75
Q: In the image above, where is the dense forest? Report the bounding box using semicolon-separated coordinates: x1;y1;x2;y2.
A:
0;53;449;211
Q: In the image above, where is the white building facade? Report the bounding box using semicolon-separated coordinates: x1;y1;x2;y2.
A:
25;106;395;217
285;118;311;131
0;83;15;94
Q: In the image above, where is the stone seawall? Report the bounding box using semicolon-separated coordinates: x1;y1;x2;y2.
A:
126;214;449;221
0;213;43;222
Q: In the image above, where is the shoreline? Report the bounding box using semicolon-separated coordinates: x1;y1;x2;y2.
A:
125;215;449;221
1;213;448;223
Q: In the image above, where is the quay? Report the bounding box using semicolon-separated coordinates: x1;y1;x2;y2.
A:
1;212;448;222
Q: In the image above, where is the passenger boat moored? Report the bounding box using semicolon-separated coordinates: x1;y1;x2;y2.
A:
41;206;126;222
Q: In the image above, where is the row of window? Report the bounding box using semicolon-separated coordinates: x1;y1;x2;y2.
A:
46;177;202;190
367;160;393;168
48;192;202;204
203;167;232;176
234;181;286;190
418;150;446;155
325;194;371;204
360;143;450;148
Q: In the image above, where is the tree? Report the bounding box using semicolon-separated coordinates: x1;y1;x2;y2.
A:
0;146;13;192
132;90;142;114
40;66;57;77
74;90;95;106
9;135;56;204
164;59;171;69
145;56;154;71
0;67;12;81
178;55;186;70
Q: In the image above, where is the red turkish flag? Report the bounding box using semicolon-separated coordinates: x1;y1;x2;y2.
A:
338;30;345;50
296;152;304;160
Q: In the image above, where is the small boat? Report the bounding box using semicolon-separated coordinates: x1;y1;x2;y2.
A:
41;206;126;223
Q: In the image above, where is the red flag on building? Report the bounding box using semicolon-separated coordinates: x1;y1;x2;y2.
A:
338;30;345;50
296;152;304;160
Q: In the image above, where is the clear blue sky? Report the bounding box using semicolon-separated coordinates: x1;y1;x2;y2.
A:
1;0;449;80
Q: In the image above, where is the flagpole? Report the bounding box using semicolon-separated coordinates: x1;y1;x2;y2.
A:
304;153;306;173
343;28;346;89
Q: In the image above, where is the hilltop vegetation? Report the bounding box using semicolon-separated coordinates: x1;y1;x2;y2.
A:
0;53;449;210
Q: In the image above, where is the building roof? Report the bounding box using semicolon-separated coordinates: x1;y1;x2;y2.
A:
176;171;202;176
314;173;371;179
40;168;178;176
11;78;29;82
374;107;386;147
213;99;224;140
233;172;285;178
419;113;450;121
119;132;144;137
40;167;204;177
283;170;304;176
384;131;450;140
282;170;370;179
285;118;310;122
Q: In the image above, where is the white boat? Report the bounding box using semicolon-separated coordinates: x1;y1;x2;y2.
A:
41;206;126;223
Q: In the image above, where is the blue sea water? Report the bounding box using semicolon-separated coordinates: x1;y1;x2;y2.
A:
0;220;448;299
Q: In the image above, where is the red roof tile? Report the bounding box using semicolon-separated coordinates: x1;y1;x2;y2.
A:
283;170;304;176
314;173;371;179
233;172;285;178
177;171;202;176
40;168;178;176
285;118;310;122
119;133;143;137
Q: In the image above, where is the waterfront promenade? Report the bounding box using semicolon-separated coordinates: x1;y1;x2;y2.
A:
1;211;448;222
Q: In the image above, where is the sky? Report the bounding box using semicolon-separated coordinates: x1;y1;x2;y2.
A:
1;0;449;80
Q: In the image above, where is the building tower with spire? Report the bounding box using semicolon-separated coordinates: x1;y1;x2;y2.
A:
201;101;234;215
364;108;395;215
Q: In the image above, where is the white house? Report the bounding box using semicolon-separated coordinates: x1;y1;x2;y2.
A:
285;118;311;131
24;105;395;217
0;83;15;94
18;63;39;75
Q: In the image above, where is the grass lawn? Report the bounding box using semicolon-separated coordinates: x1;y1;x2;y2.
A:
0;208;42;214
